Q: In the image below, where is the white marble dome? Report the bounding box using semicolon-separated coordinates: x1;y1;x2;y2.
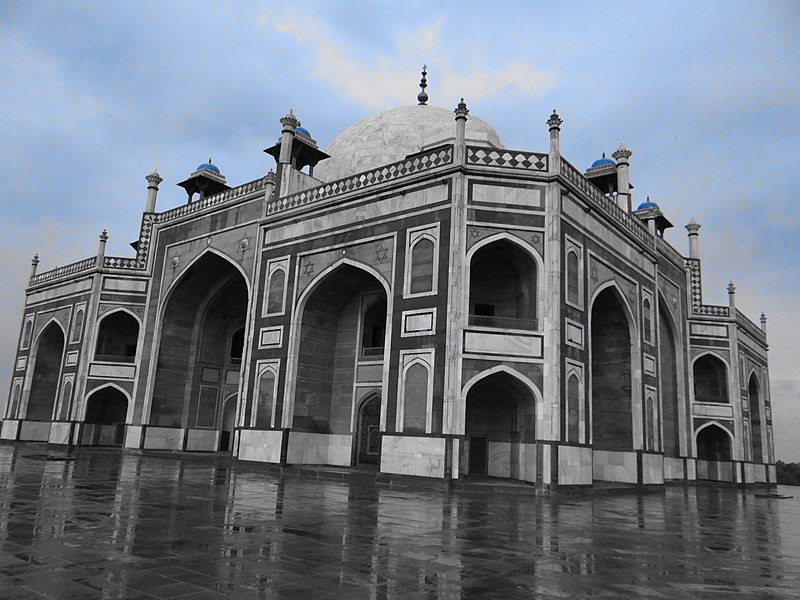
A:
314;105;503;182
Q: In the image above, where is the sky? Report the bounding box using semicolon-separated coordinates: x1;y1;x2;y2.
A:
1;1;798;459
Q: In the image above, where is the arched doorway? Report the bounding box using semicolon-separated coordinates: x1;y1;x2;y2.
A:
748;374;763;463
83;386;128;446
590;287;633;451
696;423;733;482
356;395;381;466
693;354;728;404
468;239;538;330
151;252;248;450
464;370;536;480
95;311;139;362
659;300;680;457
219;394;237;451
26;322;65;421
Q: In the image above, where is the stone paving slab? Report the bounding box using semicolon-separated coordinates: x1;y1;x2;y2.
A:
0;445;798;598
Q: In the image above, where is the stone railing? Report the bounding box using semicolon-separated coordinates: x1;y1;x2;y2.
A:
736;312;765;340
104;256;145;270
466;147;548;172
157;174;274;224
656;236;684;265
268;146;453;216
560;159;654;248
693;304;730;318
468;314;538;331
30;256;97;285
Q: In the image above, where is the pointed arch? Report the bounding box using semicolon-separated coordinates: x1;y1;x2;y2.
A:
691;352;730;404
94;308;141;363
24;320;66;421
748;370;763;463
465;232;543;331
657;292;683;457
589;281;641;451
83;382;132;422
695;421;734;460
283;257;392;431
147;249;251;436
160;247;252;312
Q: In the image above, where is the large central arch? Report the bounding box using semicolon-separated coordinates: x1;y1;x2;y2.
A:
286;261;389;466
150;251;249;450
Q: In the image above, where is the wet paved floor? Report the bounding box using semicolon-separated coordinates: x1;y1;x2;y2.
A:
0;446;798;599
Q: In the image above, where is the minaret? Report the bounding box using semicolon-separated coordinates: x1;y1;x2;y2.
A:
685;218;701;258
727;280;736;314
760;312;767;334
454;98;468;164
97;229;108;265
29;254;39;280
612;142;633;211
417;65;428;105
145;169;163;213
547;109;563;175
278;109;300;166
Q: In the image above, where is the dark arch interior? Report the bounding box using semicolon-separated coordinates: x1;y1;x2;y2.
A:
469;240;537;330
465;371;536;477
748;374;763;462
83;386;128;446
659;301;680;457
591;287;633;451
152;253;248;429
696;424;732;461
294;265;386;434
95;311;139;362
27;323;65;421
693;355;728;404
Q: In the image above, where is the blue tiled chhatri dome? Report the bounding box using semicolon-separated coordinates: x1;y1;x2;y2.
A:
196;161;220;174
590;155;615;168
637;200;660;210
295;127;311;137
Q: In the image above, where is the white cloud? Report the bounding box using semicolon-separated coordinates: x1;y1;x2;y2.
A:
266;13;555;110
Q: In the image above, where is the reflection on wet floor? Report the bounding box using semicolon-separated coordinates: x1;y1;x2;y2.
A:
0;445;798;599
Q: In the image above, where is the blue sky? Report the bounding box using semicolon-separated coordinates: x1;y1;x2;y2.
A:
1;1;798;458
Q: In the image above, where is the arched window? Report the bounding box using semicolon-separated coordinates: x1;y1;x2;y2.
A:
70;308;85;344
410;238;434;294
643;298;652;343
95;311;139;363
566;251;580;306
403;363;428;434
7;383;21;419
646;395;657;450
21;319;33;350
58;380;73;421
748;373;763;463
693;355;728;404
469;240;537;330
567;374;580;442
266;268;286;314
696;425;732;461
255;370;276;429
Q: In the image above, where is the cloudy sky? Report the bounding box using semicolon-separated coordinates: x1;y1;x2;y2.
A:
1;1;798;459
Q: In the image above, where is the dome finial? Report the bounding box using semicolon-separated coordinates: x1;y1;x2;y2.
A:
417;65;428;105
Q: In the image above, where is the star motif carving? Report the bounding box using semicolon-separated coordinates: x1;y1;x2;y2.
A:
375;245;388;263
628;288;636;303
303;261;315;277
590;267;598;282
469;228;480;239
531;233;542;245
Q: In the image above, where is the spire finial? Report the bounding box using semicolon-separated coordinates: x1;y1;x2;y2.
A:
417;65;428;105
454;97;469;119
